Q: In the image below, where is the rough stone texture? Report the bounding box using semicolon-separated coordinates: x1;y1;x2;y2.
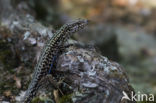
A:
52;46;135;103
0;0;55;66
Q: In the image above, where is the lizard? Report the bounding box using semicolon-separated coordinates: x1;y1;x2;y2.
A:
23;19;88;103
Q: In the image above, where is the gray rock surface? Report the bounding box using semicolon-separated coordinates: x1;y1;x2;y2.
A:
53;46;135;103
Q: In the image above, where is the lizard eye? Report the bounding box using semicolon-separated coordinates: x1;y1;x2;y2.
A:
64;19;88;34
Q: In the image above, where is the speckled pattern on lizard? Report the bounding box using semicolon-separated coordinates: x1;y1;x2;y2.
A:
23;19;88;103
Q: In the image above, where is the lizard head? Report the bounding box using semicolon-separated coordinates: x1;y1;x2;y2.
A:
63;19;88;34
54;19;88;42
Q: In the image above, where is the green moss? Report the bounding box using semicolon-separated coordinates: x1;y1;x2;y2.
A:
32;96;54;103
59;93;73;103
31;97;42;103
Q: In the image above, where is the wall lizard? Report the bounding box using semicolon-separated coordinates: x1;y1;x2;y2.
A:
23;19;88;103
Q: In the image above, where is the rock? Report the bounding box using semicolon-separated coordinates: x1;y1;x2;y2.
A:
50;46;135;103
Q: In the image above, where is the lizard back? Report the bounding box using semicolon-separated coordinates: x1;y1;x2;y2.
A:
23;19;88;103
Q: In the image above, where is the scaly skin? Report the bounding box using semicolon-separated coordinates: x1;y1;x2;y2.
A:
23;19;88;103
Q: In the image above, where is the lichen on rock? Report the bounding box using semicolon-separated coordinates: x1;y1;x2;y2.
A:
50;46;135;103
